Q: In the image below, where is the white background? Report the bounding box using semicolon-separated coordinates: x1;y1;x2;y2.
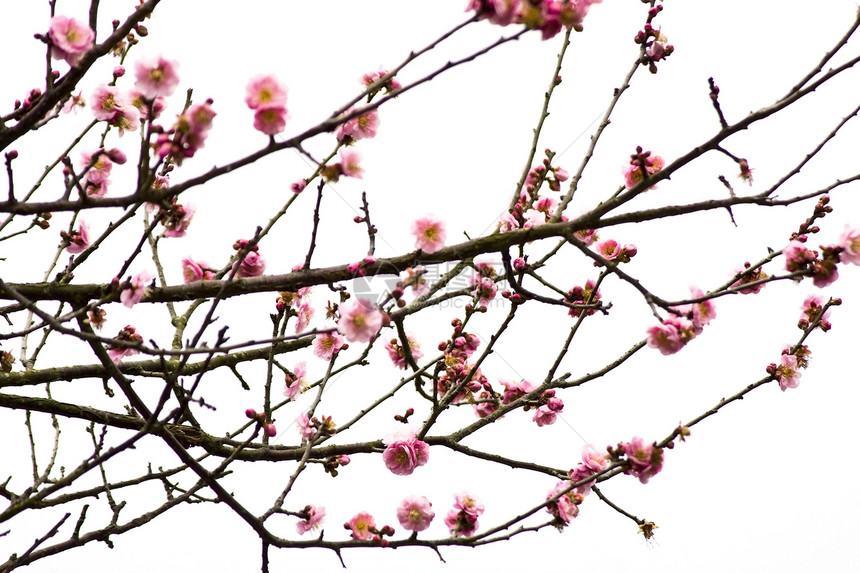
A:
2;1;860;571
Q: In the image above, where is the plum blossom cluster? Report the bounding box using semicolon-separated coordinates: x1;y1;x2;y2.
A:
90;85;142;136
396;496;435;532
283;361;308;400
77;147;127;197
336;107;379;144
783;239;841;288
568;445;610;496
565;279;601;317
646;286;716;355
767;345;813;392
623;146;665;189
362;69;402;98
470;258;500;311
154;99;216;163
545;481;583;529
156;198;194;238
499;152;569;232
445;492;484;537
276;285;315;333
467;0;605;39
798;295;835;332
634;4;674;73
612;437;664;484
245;75;289;135
321;148;365;182
296;412;336;441
47;15;94;66
245;408;277;437
107;325;143;362
382;429;430;476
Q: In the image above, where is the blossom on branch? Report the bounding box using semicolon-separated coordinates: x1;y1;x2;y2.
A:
48;16;94;66
382;428;430;476
296;505;325;535
345;512;376;541
120;270;153;308
337;298;383;343
107;325;143;362
396;496;435;532
620;437;664;484
445;492;484;537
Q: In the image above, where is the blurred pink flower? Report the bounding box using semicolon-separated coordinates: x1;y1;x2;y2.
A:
134;55;180;99
838;225;860;265
296;505;325;535
396;496;435;532
776;353;802;391
412;215;446;254
181;258;214;283
245;75;287;110
120;270;153;308
62;220;89;254
107;325;143;362
48;16;94;66
337;298;383;343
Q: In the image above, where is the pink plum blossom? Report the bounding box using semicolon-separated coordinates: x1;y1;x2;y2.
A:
546;480;581;527
234;250;266;278
337;298;383;343
445;492;484;538
646;316;692;355
338;148;364;178
62;220;89;254
294;300;315;333
336;108;380;143
412;215;446;254
253;107;289;135
500;378;536;404
284;362;307;399
382;429;430;476
688;286;717;332
467;0;521;27
296;413;316;441
533;404;558;427
798;295;831;331
384;334;423;369
783;240;815;272
776;353;802;391
565;280;601;317
120;271;153;308
732;263;768;294
838;225;860;265
48;16;94;66
623;153;665;189
396;496;435;532
345;512;376;541
107;325;143;362
134;55;180;99
181;258;214;283
245;75;288;110
161;202;194;238
313;331;345;360
79;149;113;184
620;437;664;484
296;505;325;535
